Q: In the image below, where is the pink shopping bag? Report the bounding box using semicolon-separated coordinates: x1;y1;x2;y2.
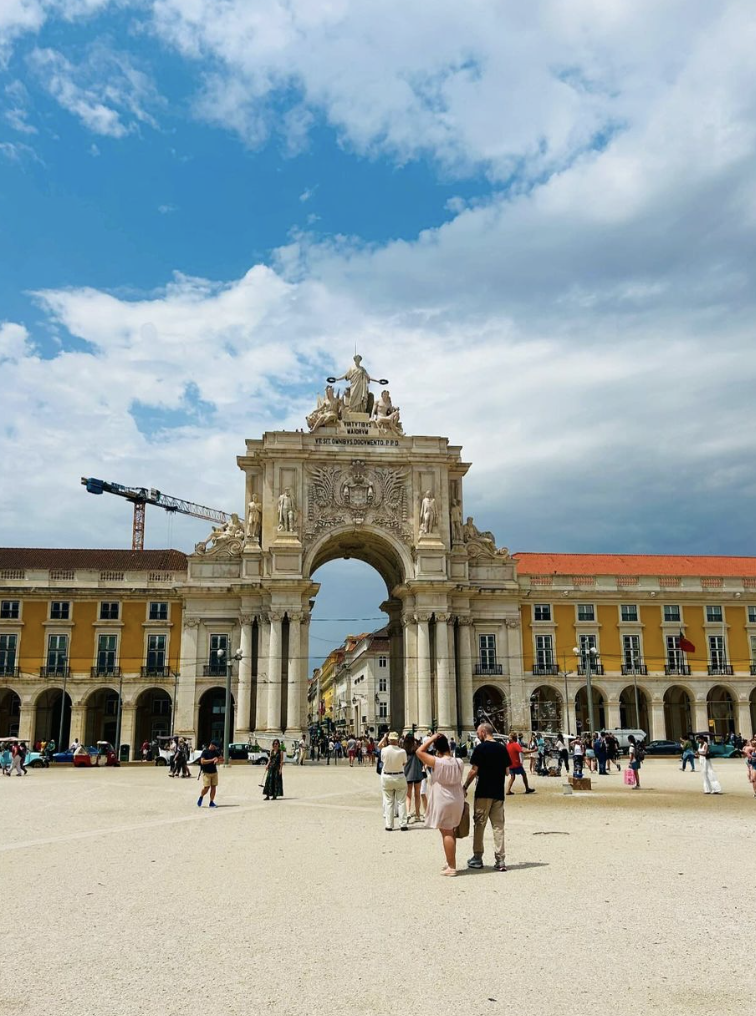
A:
623;768;636;786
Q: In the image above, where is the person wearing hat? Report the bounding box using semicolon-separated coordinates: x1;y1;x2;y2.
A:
197;739;221;808
377;731;408;831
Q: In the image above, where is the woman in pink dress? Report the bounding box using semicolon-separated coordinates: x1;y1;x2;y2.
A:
416;732;465;876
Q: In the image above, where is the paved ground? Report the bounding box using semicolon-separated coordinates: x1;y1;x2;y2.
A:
2;757;755;1016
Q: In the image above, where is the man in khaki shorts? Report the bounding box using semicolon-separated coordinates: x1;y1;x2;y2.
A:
197;739;221;808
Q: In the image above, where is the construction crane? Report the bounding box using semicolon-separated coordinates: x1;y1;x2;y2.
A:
81;477;231;551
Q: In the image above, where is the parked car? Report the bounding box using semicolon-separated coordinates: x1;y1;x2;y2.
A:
643;739;683;756
52;745;99;763
23;750;49;768
694;733;742;758
248;747;270;765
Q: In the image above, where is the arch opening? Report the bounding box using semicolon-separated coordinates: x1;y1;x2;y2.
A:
619;685;651;736
198;687;235;748
84;687;119;745
34;688;72;747
0;688;21;737
473;685;508;733
706;684;735;737
574;686;606;733
529;685;563;733
663;685;693;740
135;687;173;747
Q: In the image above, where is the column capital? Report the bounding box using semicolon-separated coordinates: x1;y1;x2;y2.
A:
183;618;200;630
457;616;473;627
504;617;520;629
300;612;311;627
268;611;284;623
415;612;432;624
287;611;303;624
239;613;256;625
435;612;450;623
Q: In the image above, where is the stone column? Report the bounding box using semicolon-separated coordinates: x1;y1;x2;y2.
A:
286;612;302;734
298;613;311;732
694;699;709;734
650;699;666;741
69;700;86;745
402;613;418;731
120;705;136;758
446;618;458;731
235;614;254;740
416;613;432;730
255;615;270;735
388;620;404;733
176;618;199;737
737;699;752;738
605;698;621;730
266;612;283;733
457;617;475;731
435;613;453;729
17;696;34;743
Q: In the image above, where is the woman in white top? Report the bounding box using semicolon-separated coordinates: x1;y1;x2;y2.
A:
416;732;465;876
697;735;722;794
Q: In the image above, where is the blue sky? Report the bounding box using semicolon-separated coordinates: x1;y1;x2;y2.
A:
2;1;756;666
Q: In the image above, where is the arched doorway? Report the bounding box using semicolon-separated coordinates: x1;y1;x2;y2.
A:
574;686;606;733
473;685;508;733
0;688;21;737
529;685;563;733
664;685;693;740
619;685;651;736
135;688;173;747
198;687;235;748
84;687;119;745
707;685;735;736
34;688;72;747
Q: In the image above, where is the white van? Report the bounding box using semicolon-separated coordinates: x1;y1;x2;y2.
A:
606;728;646;754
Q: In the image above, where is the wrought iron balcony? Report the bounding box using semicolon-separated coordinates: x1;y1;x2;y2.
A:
90;666;121;678
474;662;503;676
664;663;691;676
141;665;171;678
707;663;734;676
577;663;605;676
621;663;648;676
40;665;70;678
532;663;559;676
0;665;20;678
203;664;229;677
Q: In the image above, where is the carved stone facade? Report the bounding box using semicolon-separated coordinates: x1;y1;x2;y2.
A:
305;460;410;543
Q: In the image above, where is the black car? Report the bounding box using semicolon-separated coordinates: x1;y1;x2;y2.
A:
643;739;682;756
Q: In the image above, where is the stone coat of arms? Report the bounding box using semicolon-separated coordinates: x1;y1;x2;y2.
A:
305;459;410;542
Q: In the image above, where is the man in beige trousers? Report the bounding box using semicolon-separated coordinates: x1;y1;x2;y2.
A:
463;723;508;871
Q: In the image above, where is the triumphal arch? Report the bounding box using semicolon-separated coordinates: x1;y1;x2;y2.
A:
176;356;524;740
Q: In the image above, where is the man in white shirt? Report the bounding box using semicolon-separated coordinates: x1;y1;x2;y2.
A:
297;736;307;765
378;732;408;831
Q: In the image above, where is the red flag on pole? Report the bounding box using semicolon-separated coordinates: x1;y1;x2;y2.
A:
679;630;696;653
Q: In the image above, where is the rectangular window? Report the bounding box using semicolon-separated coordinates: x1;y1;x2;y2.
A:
149;601;169;621
0;600;20;619
535;634;554;669
533;604;551;621
478;634;496;668
378;655;388;668
577;604;595;621
663;605;681;622
750;635;756;664
50;601;70;620
47;634;69;674
378;677;387;692
146;634;166;673
666;634;683;670
705;605;723;623
208;633;229;675
748;606;756;623
620;604;638;622
378;702;388;719
0;633;17;674
623;634;642;669
99;601;119;620
97;634;118;674
708;635;726;667
578;633;597;668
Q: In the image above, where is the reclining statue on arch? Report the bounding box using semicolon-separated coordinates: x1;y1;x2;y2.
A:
306;385;343;432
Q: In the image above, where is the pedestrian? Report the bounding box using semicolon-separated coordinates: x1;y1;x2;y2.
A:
464;723;508;872
9;740;24;776
555;733;569;773
174;738;191;777
697;735;722;795
141;740;150;762
367;736;375;766
416;732;465;876
627;734;642;789
585;734;597;773
347;734;357;767
744;737;756;797
297;735;307;765
197;739;221;807
377;731;408;831
680;733;696;772
604;731;621;772
263;739;284;800
506;733;535;795
403;735;424;823
594;732;608;775
571;735;584;778
528;733;538;774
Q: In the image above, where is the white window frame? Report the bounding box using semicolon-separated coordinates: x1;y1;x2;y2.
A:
50;600;71;620
148;601;170;622
533;604;552;622
0;600;20;620
622;634;642;669
0;632;18;673
378;701;388;719
378;677;387;692
705;605;723;623
620;604;638;622
46;632;69;673
747;606;756;624
478;634;497;668
576;603;595;622
378;655;388;668
96;633;119;675
535;634;554;669
99;601;120;621
663;604;681;623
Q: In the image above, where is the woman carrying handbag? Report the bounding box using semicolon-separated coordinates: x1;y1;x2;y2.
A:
697;735;722;795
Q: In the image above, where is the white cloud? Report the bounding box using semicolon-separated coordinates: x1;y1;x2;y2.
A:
0;139;41;163
28;43;161;138
157;202;177;213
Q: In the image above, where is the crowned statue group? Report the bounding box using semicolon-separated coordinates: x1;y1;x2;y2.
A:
306;354;403;436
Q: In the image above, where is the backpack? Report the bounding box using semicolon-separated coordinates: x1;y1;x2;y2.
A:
634;742;645;763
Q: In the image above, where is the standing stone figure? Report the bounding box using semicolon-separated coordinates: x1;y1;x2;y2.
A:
277;488;297;533
247;493;262;543
333;355;379;415
450;498;463;543
419;491;437;535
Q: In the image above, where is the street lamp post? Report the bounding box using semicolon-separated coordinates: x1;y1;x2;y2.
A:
114;667;124;760
57;668;69;749
573;644;598;734
216;647;243;767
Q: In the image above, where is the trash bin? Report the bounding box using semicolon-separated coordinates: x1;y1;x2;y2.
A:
119;744;130;763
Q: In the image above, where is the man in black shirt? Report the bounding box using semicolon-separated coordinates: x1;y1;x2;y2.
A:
197;739;221;808
463;723;508;871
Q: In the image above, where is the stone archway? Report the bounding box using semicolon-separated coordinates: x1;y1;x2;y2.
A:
707;684;736;736
0;688;20;737
473;684;508;733
198;687;235;748
575;685;606;733
84;687;119;745
529;685;563;733
34;687;72;747
619;684;651;735
664;685;693;740
135;687;173;746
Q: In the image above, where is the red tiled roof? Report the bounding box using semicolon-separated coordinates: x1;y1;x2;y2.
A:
0;548;187;571
513;552;756;578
